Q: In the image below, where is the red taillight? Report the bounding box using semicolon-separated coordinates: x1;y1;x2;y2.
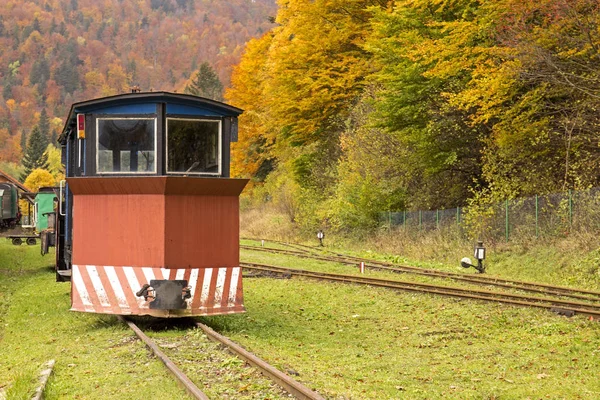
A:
77;114;85;138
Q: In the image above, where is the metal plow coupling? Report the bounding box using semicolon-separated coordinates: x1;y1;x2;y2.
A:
241;262;600;320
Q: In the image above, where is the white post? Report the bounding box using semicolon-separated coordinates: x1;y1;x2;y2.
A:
359;262;365;274
261;240;265;247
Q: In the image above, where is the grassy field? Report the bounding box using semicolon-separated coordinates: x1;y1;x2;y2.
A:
240;206;600;290
0;241;189;400
221;243;600;399
214;278;600;399
2;235;600;399
0;241;290;400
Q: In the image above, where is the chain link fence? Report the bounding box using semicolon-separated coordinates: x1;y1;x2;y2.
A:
381;188;600;242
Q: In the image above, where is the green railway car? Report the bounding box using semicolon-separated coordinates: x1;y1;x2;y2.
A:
35;188;57;232
0;183;20;228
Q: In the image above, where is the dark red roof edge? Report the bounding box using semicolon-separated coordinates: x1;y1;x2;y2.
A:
0;169;28;191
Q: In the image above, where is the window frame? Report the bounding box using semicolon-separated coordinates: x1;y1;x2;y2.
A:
95;117;158;175
165;117;222;176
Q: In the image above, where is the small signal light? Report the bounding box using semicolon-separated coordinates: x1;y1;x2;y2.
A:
77;114;85;139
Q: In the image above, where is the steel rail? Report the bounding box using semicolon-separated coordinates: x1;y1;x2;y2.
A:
121;316;323;400
241;245;600;302
119;316;210;400
329;250;600;297
241;239;337;256
314;247;600;297
241;262;600;319
243;239;600;296
195;322;326;400
241;244;308;256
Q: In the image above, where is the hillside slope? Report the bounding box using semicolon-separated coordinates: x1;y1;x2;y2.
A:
0;0;276;164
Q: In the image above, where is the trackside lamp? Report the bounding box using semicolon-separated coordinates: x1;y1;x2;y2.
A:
474;240;486;262
460;240;486;273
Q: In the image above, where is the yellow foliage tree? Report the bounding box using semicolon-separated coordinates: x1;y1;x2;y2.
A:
264;0;374;146
19;168;56;216
45;144;65;182
84;70;106;91
106;63;130;94
24;168;55;191
227;35;274;179
228;0;383;195
5;99;16;112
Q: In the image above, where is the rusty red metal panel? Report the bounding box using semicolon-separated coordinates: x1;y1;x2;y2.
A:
164;195;240;268
163;177;248;196
67;176;248;196
68;177;168;195
68;176;247;316
69;177;247;268
71;194;166;267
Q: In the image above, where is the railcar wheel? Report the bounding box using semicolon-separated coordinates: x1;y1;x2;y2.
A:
12;238;22;246
26;238;37;245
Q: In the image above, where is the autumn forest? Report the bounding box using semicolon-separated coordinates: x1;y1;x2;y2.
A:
2;0;600;233
0;0;276;180
228;0;600;232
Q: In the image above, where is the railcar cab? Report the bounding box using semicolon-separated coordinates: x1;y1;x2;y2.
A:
61;91;240;178
56;92;247;317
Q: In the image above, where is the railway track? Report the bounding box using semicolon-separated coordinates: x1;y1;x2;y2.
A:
120;317;325;400
241;243;600;303
241;262;600;320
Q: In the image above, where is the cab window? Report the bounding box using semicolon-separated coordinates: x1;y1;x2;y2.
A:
166;118;221;175
96;118;156;173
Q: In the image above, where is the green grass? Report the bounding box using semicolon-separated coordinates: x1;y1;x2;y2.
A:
146;327;291;399
235;237;600;398
0;241;189;399
365;229;600;291
243;229;600;292
207;276;600;399
241;243;600;306
3;234;600;399
237;214;600;398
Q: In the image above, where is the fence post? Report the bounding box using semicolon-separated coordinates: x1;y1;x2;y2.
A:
535;194;539;238
456;207;460;226
568;189;573;228
436;209;439;229
505;199;509;242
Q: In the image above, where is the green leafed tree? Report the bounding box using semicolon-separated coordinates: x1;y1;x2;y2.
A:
479;0;600;196
20;130;26;151
38;108;50;138
53;38;81;95
21;125;49;180
364;1;490;209
29;58;50;89
184;62;224;101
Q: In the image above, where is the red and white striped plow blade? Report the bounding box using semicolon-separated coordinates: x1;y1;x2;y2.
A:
71;265;244;317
